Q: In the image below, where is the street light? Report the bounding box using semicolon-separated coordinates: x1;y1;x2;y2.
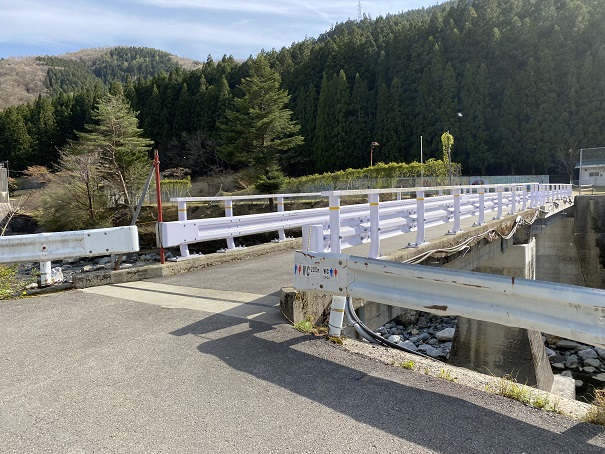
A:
370;141;379;167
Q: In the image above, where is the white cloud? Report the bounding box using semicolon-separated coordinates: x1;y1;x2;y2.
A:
0;0;439;59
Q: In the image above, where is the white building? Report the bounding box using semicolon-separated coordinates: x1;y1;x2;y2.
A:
576;159;605;187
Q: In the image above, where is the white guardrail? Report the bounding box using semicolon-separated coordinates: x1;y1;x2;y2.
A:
157;184;573;260
0;226;139;286
292;251;605;349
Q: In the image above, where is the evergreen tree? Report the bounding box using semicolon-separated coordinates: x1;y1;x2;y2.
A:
218;56;303;177
67;92;153;212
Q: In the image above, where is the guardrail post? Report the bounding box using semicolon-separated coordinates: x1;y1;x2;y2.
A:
408;190;427;247
328;296;347;337
448;187;462;234
302;224;324;252
177;200;190;258
494;185;503;220
224;198;236;250
40;261;52;287
329;192;341;253
521;185;527;211
510;185;517;214
276;196;286;242
474;186;485;226
369;193;380;258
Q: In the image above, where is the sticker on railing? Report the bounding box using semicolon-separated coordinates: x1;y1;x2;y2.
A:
295;264;320;278
323;268;338;279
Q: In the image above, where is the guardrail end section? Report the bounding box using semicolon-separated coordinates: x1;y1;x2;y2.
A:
293;251;347;294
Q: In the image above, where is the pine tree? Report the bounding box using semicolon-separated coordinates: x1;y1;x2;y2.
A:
218;56;303;177
67;92;153;212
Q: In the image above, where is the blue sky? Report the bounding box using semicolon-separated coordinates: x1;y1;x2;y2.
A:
0;0;442;61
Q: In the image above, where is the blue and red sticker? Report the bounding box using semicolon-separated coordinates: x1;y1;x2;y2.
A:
295;264;338;279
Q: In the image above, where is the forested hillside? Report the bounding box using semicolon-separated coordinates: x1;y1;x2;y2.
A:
0;47;202;109
1;0;604;178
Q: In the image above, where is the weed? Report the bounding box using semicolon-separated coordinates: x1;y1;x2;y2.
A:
584;389;605;426
0;265;24;299
292;319;327;336
437;368;457;382
398;360;415;370
423;367;431;375
327;336;343;345
494;375;531;404
531;394;549;410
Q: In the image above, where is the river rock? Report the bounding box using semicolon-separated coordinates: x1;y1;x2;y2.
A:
594;373;605;383
398;340;418;351
552;363;565;370
595;347;605;360
556;339;582;349
545;347;557;357
417;332;431;342
417;344;442;358
583;358;602;368
578;348;598;360
387;335;401;344
436;327;455;342
565;355;579;369
582;366;597;373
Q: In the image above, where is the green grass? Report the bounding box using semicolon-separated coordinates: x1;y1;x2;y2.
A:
0;265;23;299
436;368;457;382
398;360;415;370
292;319;328;336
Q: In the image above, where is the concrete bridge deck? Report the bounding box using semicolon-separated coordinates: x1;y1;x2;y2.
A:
5;200;603;452
2;268;604;452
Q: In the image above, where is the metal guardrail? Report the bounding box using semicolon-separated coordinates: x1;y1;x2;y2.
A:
0;226;139;286
157;184;573;260
292;251;605;349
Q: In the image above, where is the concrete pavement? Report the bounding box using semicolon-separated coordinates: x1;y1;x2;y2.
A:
2;285;605;452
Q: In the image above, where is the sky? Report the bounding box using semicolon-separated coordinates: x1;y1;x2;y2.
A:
0;0;442;61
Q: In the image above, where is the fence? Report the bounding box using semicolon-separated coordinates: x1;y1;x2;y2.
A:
156;183;573;260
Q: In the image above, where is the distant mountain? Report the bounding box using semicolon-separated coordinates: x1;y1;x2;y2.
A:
0;46;203;110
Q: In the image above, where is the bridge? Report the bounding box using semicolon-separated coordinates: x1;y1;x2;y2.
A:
3;182;605;450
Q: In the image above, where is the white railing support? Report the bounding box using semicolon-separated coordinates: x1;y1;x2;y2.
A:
302;224;324;252
40;260;52;287
224;198;237;250
408;190;427;247
474;186;485;226
329;192;341;253
494;186;503;220
328;296;347;337
368;193;380;258
448;188;462;235
276;196;287;242
177;200;191;259
510;185;517;214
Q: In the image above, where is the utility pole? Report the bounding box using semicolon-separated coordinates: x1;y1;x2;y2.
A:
370;141;379;167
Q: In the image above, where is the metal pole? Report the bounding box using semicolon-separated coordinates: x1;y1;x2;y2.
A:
224;198;236;250
368;193;380;259
329;192;341;253
154;150;165;264
276;196;286;242
579;148;583;194
177;200;190;259
420;135;423;187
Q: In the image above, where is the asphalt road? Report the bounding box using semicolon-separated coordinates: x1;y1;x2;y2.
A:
2;272;605;453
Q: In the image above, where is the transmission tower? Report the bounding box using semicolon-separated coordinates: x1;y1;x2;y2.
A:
358;1;362;21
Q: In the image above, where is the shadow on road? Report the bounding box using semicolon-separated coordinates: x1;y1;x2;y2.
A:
171;315;604;453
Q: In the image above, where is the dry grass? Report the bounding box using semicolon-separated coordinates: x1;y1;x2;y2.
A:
585;389;605;426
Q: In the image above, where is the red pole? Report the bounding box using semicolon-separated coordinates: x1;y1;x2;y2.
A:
154;149;165;264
